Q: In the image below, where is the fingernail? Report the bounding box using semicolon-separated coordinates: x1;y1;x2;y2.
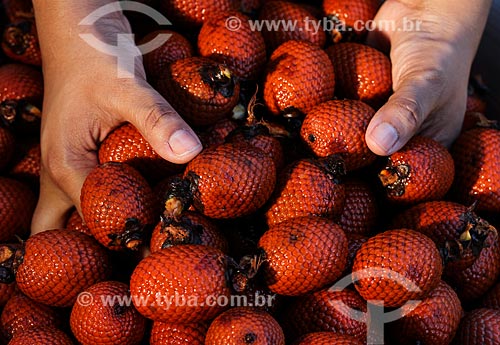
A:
168;129;202;156
370;122;399;154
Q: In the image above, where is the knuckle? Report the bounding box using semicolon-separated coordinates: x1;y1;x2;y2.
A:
392;97;423;128
141;102;179;134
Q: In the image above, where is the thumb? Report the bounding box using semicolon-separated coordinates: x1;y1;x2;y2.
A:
116;82;203;164
365;72;442;156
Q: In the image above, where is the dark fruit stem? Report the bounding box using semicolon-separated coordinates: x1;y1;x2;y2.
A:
200;64;236;98
226;250;266;293
0;100;41;128
163;174;197;221
441;202;498;264
159;218;202;248
379;163;411;197
4;22;31;55
316;155;347;183
107;218;148;251
0;244;24;284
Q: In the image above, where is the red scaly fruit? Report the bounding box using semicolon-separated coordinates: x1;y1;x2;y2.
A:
0;64;42;131
258;1;326;52
0;127;15;172
292;332;363;345
225;123;285;172
391;201;498;273
0;281;16;308
140;30;194;85
8;326;73;345
326;43;392;109
197;118;239;149
98;123;184;184
322;0;379;43
451;128;500;213
163;142;276;220
157;57;240;127
300;100;376;171
445;234;500;303
1;293;61;340
1;20;41;66
263;40;335;117
198;12;266;80
265;156;345;227
70;281;146;345
338;178;378;236
378;136;455;205
205;307;285;345
3;0;34;22
65;209;92;236
0;230;111;307
81;162;157;251
258;216;348;296
160;0;237;28
481;282;500;310
353;229;443;307
130;245;232;323
0;177;36;242
387;281;462;345
453;308;500;345
281;288;367;342
8;142;40;192
150;321;208;345
150;211;228;253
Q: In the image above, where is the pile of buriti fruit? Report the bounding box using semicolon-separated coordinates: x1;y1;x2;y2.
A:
0;0;499;344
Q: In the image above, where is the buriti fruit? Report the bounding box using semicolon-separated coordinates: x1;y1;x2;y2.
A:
160;0;237;28
281;288;367;342
70;281;146;345
1;20;41;66
258;216;348;296
150;322;208;345
326;42;392;109
0;63;42;131
265;156;345;226
150;211;228;253
300;99;376;171
352;229;443;307
8;326;73;345
198;11;266;80
80;162;157;251
322;0;379;42
0;230;111;307
205;307;285;345
98;123;184;183
157;57;240;127
387;281;462;345
140;30;193;85
130;245;232;323
0;177;36;242
0;126;15;171
258;1;326;51
453;308;500;345
451;127;500;213
263;40;334;117
1;292;61;340
392;201;498;273
378;136;455;205
163;142;276;220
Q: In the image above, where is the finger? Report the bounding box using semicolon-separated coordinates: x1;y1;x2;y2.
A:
31;170;73;235
116;83;202;164
31;151;97;235
365;70;443;155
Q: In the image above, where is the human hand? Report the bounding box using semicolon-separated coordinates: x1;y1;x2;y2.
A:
31;1;202;234
365;0;492;155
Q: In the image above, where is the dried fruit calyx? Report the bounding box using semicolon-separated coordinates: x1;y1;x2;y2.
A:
107;218;148;250
379;162;411;197
158;216;203;248
162;173;199;220
441;202;498;263
0;244;24;284
200;64;237;98
227;251;266;294
0;99;41;127
3;21;33;55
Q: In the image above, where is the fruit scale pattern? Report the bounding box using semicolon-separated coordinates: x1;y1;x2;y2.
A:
0;0;500;344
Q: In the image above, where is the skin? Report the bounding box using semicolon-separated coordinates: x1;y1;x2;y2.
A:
30;0;492;234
